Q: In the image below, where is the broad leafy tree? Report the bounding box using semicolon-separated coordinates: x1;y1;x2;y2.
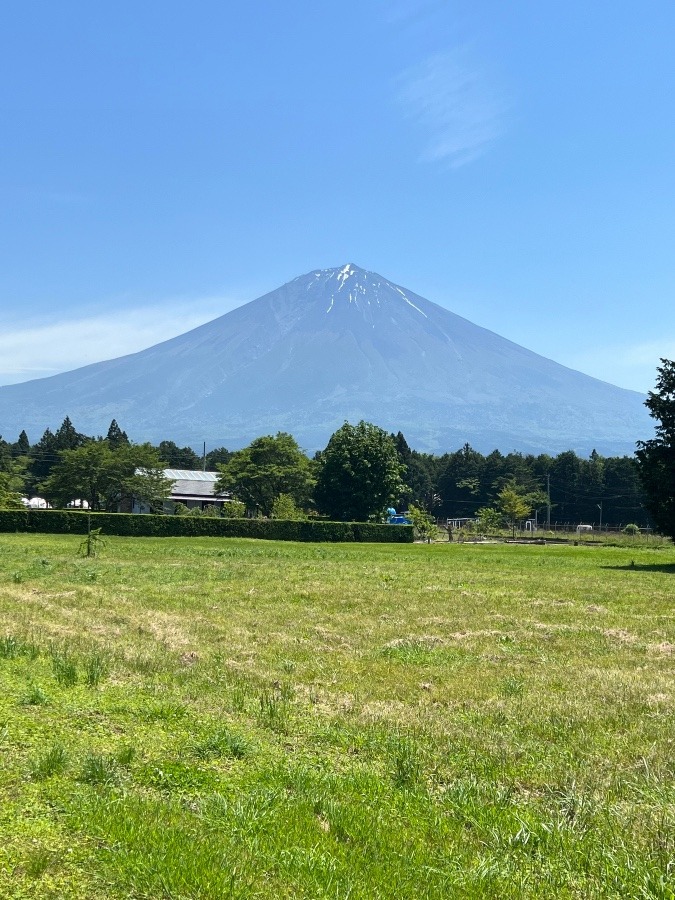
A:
215;433;315;516
40;441;111;509
0;472;24;509
314;421;406;521
636;359;675;540
121;445;175;511
40;441;172;511
497;486;532;537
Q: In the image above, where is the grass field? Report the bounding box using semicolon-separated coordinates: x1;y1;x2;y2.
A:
0;533;673;899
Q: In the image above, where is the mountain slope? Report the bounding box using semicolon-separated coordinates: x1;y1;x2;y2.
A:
0;264;651;453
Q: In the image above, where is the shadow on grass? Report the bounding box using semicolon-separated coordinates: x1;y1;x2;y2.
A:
602;563;675;574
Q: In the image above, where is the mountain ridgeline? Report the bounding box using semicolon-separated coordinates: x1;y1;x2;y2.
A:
0;264;651;454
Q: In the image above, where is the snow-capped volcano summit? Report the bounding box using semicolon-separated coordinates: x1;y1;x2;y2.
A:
0;264;651;453
308;262;422;310
309;263;429;319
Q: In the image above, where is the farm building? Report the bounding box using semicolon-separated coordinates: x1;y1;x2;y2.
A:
132;469;231;514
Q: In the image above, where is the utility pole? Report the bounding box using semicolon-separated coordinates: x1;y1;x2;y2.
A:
597;501;602;533
203;441;206;472
546;474;551;528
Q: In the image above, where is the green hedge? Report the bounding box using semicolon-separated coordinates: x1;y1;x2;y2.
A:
0;510;413;543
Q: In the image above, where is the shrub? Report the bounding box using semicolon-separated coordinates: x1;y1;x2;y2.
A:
271;494;306;521
0;509;413;543
476;507;502;534
220;499;246;518
407;504;437;542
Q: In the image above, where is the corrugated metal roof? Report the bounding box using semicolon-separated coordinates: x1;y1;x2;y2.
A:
163;469;219;481
131;469;228;501
163;470;229;500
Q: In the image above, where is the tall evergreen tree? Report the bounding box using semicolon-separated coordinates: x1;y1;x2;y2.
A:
27;428;58;490
0;434;28;495
27;419;88;492
636;358;675;539
549;451;582;522
106;419;129;449
437;443;485;517
603;457;647;526
0;436;10;471
158;440;200;469
12;430;30;456
54;417;87;451
392;432;438;510
205;447;232;469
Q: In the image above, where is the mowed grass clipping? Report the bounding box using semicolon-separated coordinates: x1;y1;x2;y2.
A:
0;533;673;899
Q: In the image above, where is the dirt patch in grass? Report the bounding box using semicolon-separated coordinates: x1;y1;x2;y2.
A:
602;627;640;645
141;611;193;649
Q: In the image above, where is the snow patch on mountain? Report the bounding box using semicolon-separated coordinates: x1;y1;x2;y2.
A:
394;286;428;318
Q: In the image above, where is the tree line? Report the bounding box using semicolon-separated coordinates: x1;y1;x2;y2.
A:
395;435;648;528
0;414;653;527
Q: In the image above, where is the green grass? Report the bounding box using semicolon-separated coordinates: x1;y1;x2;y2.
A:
0;533;673;898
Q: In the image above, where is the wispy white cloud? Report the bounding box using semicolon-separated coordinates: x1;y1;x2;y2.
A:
397;47;509;167
0;296;242;386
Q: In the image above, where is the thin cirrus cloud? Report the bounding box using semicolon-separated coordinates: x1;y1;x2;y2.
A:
397;47;509;168
0;298;239;387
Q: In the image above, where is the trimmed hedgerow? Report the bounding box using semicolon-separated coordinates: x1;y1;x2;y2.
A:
0;510;413;543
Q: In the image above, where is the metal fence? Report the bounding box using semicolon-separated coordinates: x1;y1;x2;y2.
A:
438;517;653;535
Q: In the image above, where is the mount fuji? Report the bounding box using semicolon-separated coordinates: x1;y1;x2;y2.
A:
0;264;651;454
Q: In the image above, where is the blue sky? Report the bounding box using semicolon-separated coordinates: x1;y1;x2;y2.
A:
1;1;674;393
